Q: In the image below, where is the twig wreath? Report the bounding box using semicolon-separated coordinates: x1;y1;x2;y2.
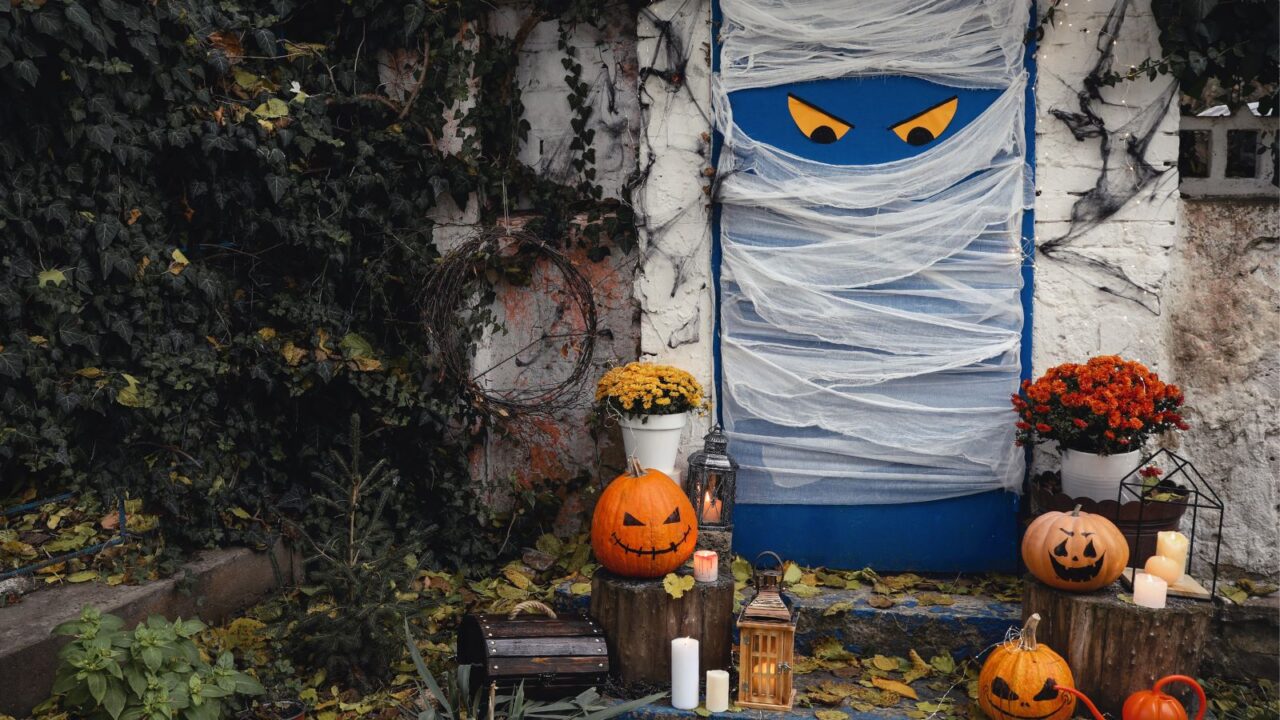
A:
422;227;598;417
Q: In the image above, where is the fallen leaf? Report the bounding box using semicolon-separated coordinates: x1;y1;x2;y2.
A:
815;711;848;720
871;677;918;700
253;98;290;119
867;594;895;609
75;367;103;378
126;208;142;225
870;655;898;672
37;268;67;287
663;573;695;599
281;342;306;366
929;654;956;674
570;582;591;596
1219;586;1248;605
915;592;953;607
229;507;252;520
903;650;932;684
67;570;99;583
823;600;856;616
116;374;148;408
168;248;189;275
783;562;804;585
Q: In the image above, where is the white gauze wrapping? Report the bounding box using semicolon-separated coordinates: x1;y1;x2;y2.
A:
715;0;1031;505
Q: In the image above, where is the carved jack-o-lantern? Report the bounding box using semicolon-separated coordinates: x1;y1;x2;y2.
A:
1022;504;1129;592
979;614;1075;720
591;459;698;578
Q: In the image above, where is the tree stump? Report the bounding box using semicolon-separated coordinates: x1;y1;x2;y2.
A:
590;569;734;685
1023;578;1213;716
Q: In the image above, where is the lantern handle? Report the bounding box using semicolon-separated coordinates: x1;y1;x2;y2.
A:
753;551;784;575
1152;675;1206;720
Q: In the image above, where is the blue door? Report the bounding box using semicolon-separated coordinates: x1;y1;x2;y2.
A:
714;1;1037;572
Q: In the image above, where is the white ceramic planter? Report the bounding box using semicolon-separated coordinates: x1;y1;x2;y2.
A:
1060;448;1143;502
618;412;687;480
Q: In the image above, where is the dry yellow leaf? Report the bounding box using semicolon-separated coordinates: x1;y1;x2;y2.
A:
168;248;189;275
257;327;277;341
871;677;919;700
281;342;306;366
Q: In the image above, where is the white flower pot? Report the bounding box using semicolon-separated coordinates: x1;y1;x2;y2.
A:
1060;448;1143;502
618;412;687;480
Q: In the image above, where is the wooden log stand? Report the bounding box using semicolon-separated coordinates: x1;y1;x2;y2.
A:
1023;578;1213;716
590;568;734;685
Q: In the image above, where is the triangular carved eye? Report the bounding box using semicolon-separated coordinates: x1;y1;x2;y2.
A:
1053;539;1069;557
991;677;1019;701
663;508;681;524
1083;540;1097;558
623;513;644;526
1033;678;1059;701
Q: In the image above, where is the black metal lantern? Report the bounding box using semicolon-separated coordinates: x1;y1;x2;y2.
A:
686;425;737;530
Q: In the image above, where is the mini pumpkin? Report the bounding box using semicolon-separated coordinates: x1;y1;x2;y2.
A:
1022;504;1128;592
978;614;1076;720
591;458;698;578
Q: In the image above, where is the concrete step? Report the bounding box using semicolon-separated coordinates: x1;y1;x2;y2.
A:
0;542;302;717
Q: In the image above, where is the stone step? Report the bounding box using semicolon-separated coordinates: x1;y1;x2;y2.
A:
557;577;1021;663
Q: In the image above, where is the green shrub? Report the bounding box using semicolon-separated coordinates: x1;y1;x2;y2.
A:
52;607;263;720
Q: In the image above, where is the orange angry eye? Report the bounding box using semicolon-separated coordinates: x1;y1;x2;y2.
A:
787;94;853;144
622;513;643;526
890;96;958;146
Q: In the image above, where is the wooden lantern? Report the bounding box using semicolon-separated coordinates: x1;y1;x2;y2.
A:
736;552;796;710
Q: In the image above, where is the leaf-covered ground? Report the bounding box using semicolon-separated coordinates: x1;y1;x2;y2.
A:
0;489;163;598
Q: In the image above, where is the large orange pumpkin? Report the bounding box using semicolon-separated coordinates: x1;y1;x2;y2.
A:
591;459;698;578
1022;504;1128;592
978;614;1076;720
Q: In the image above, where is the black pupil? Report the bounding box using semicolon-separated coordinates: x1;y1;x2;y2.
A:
809;126;838;144
623;513;643;526
992;677;1019;701
663;508;681;524
906;126;935;145
1033;679;1059;701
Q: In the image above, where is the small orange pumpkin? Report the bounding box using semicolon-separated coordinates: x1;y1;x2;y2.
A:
1022;504;1129;591
978;614;1076;720
591;458;698;578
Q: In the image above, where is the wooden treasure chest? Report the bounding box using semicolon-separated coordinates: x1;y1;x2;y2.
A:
457;601;609;699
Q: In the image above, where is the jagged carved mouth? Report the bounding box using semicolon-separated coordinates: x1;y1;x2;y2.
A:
987;700;1071;720
611;526;692;558
1049;553;1105;583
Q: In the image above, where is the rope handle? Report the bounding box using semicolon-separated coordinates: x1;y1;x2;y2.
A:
508;600;558;620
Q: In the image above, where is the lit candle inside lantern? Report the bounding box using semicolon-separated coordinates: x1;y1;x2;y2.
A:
701;487;722;524
1155;531;1189;576
706;670;730;713
694;550;719;582
1144;554;1183;585
671;637;700;710
1132;572;1168;609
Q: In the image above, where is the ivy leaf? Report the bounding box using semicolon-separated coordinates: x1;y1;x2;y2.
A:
87;124;116;151
14;59;39;86
265;175;288;204
663;573;695;599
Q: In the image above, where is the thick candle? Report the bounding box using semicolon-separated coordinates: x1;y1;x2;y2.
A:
1156;531;1189;575
1132;572;1168;609
1144;554;1183;585
706;670;730;713
694;550;719;583
671;637;699;710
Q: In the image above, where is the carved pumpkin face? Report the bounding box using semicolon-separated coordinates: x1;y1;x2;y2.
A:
1022;505;1128;592
591;461;698;578
979;614;1075;720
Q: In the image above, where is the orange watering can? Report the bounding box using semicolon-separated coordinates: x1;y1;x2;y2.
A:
1057;675;1206;720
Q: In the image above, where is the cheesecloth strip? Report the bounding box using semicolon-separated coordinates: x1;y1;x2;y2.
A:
716;0;1031;505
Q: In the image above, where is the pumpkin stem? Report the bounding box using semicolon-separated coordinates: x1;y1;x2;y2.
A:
1071;504;1082;517
626;455;645;477
1019;613;1041;651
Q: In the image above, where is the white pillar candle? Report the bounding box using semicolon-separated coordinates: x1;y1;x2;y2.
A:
1144;554;1183;585
1132;572;1168;609
671;637;700;709
694;550;719;582
706;670;730;713
1156;531;1189;575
